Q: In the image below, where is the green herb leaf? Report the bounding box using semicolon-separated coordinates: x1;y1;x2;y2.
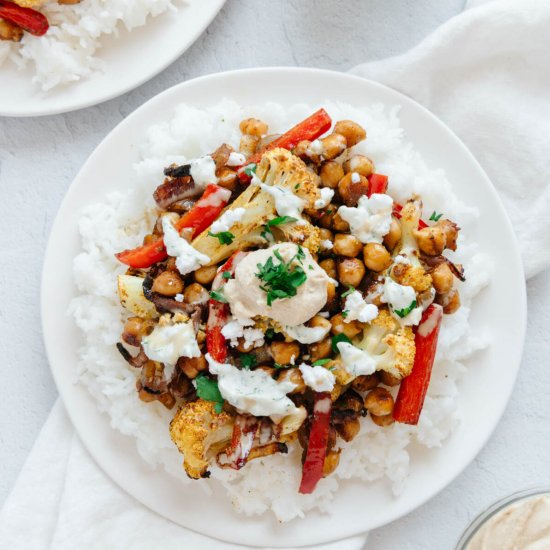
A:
312;359;331;366
209;231;235;245
394;299;418;318
244;163;257;177
255;249;308;307
265;328;275;339
240;353;257;369
273;363;285;369
429;211;443;222
331;333;352;353
294;184;300;190
342;310;349;318
342;285;355;298
194;374;224;412
222;271;232;280
209;289;228;303
268;216;298;227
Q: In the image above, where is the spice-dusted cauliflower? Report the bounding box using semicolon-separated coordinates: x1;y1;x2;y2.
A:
356;308;416;379
169;399;234;479
191;149;321;263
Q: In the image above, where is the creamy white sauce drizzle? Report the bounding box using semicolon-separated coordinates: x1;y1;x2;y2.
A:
190;156;218;187
162;217;210;275
299;363;335;392
284;322;331;344
337;342;377;377
210;207;245;234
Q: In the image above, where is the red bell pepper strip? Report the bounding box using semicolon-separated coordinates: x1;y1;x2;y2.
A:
206;252;247;363
392;203;428;229
299;392;332;494
238;109;332;183
367;173;389;196
0;0;49;36
115;184;230;269
218;415;260;470
393;304;443;425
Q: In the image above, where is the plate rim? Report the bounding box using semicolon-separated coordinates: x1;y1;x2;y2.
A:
0;0;226;118
41;67;527;547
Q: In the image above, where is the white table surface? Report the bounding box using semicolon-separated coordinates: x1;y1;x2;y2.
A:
2;0;548;548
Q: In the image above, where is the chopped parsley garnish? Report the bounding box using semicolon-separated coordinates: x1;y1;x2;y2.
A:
342;310;349;318
209;231;235;245
261;216;298;240
312;358;331;366
194;374;224;413
243;163;257;177
326;209;333;215
342;285;355;298
294;184;300;190
222;271;232;280
273;363;285;369
429;211;443;222
209;289;228;303
240;353;257;369
394;299;417;318
255;247;307;306
265;328;275;339
331;333;352;353
308;265;314;271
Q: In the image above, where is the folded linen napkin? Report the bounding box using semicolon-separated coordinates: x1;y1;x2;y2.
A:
2;0;549;548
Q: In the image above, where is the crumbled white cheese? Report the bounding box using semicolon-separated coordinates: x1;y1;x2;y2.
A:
142;320;200;378
337;193;393;244
221;317;264;351
381;277;422;326
284;322;331;344
299;363;335;392
174;294;184;303
343;290;379;323
190;156;218;187
261;184;306;222
199;186;231;208
226;152;247;167
337;342;376;377
321;239;334;251
351;172;361;184
210;207;246;234
206;354;299;421
162;217;210;275
314;187;335;209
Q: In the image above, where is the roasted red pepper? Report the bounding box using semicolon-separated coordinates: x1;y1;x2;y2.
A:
115;184;230;269
299;392;332;494
206;252;247;363
393;304;443;425
0;0;49;36
367;173;389;196
238;108;332;182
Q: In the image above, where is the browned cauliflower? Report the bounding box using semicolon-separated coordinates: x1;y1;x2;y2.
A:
169;400;234;479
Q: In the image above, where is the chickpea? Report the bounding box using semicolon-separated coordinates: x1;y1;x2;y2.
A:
334;120;366;147
122;317;153;347
326;282;338;310
319;258;337;279
335;417;361;442
319;161;344;189
378;371;401;387
309;337;332;362
152;271;183;296
183;282;209;304
436;288;461;314
255;365;276;377
436;219;460;251
0;19;23;42
431;262;454;294
343;155;374;177
414;226;447;256
165;257;178;272
335;390;364;413
363;243;392;272
309;315;332;333
217;167;238;191
364;387;394;416
194;264;218;286
196;329;206;345
277;367;306;394
323;449;341;477
333;234;362;258
337;172;369;207
239;134;260;157
319;208;335;229
351;373;380;393
331;211;351;232
318;227;334;243
383;218;402;251
235;338;257;353
337;258;366;287
142;233;157;246
177;354;207;379
330;313;363;339
320;133;347;160
371;413;395;427
239;118;268;137
270;341;301;365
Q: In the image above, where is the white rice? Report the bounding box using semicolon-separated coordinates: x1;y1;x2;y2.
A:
0;0;183;91
70;100;491;522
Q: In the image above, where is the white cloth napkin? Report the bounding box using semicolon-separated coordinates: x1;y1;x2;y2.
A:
2;0;549;548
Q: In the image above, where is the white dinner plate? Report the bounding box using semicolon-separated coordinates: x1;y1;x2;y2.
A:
0;0;225;117
41;68;527;547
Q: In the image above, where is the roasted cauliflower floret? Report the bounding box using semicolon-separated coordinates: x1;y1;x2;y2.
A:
169;399;234;479
391;263;432;293
356;309;416;379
